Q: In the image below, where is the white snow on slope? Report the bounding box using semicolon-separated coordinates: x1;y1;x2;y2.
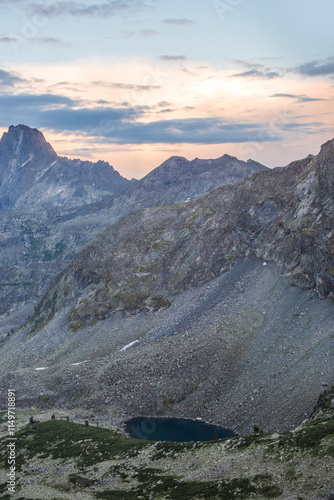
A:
70;360;89;366
119;340;139;351
21;157;32;168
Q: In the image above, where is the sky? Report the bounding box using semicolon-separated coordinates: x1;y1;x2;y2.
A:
0;0;333;179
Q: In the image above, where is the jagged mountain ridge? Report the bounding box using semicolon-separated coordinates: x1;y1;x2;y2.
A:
0;124;267;213
134;154;266;205
0;125;268;329
0;124;131;211
32;138;334;331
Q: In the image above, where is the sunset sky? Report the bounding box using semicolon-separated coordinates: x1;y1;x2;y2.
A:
0;0;333;178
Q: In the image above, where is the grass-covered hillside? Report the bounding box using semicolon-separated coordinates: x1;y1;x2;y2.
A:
0;388;333;499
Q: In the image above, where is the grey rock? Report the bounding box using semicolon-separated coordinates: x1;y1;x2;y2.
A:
0;124;266;324
0;124;131;211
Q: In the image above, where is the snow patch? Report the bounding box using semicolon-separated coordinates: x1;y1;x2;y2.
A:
119;340;139;351
35;367;48;371
21;157;32;168
70;360;89;366
35;160;58;181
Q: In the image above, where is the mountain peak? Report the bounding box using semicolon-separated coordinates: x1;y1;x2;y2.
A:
319;138;334;159
0;125;131;211
1;124;57;164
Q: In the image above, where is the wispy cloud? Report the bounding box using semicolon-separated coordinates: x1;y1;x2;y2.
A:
39;106;143;131
88;117;279;145
295;57;334;77
271;93;326;103
160;55;188;61
0;37;18;44
0;88;281;144
30;0;148;18
231;59;281;80
0;69;25;87
233;69;280;80
140;29;159;37
0;93;78;108
162;18;194;25
30;37;70;47
92;81;160;91
0;94;146;136
0;0;26;8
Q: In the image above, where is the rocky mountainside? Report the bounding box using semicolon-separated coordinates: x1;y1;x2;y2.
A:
0;125;131;211
132;154;266;205
33;138;334;330
0;125;267;332
0;138;332;435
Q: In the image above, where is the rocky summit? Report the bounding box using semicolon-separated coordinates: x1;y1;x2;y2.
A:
0;124;131;211
0;128;333;499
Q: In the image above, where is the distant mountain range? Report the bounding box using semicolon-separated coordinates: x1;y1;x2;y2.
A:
0;124;267;212
0;124;333;439
0;124;267;326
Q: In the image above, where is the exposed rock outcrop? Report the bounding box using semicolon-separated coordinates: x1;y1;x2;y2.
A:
32;139;334;331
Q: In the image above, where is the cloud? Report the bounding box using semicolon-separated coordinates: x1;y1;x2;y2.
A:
12;37;71;47
140;29;159;37
231;59;281;80
34;113;277;145
0;93;78;108
157;101;171;107
33;37;70;46
0;0;25;8
162;18;194;25
90;117;280;145
0;69;25;87
0;37;18;44
160;55;188;61
233;69;280;79
0;0;25;3
92;81;160;91
41;107;141;131
0;93;144;130
271;93;326;103
109;29;159;40
0;89;279;145
295;57;334;77
30;0;147;18
278;121;328;133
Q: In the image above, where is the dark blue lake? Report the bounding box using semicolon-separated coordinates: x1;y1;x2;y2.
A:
125;417;237;442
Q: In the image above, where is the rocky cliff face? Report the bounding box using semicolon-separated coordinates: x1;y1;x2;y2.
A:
32;139;334;331
0;125;267;327
0;125;131;211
